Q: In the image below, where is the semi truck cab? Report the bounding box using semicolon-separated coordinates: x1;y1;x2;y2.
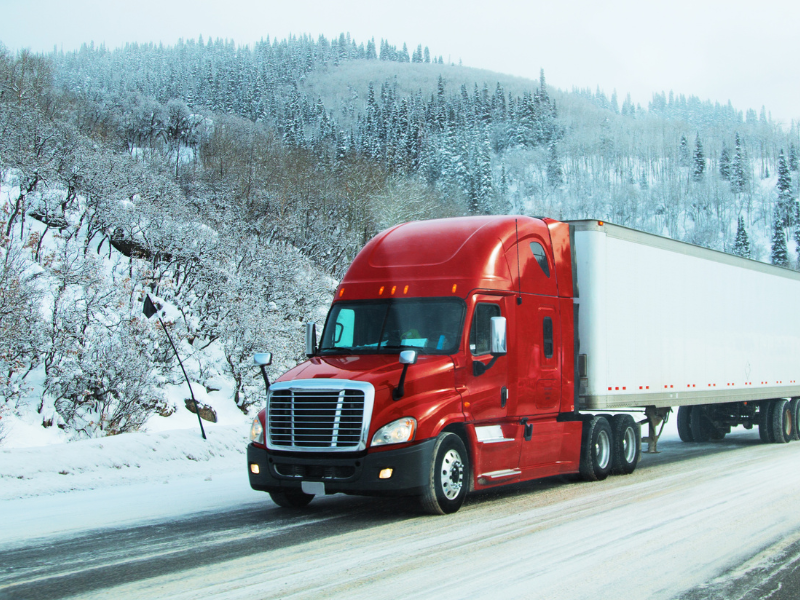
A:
247;216;631;514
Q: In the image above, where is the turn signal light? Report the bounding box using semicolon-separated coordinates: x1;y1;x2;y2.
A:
379;468;393;479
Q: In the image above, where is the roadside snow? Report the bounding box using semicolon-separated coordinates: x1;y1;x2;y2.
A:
0;425;249;500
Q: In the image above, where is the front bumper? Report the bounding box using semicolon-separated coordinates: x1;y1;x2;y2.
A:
247;438;437;497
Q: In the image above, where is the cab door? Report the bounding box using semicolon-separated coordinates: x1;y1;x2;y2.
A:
463;294;521;478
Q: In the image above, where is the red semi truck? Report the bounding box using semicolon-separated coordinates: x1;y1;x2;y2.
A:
247;216;800;514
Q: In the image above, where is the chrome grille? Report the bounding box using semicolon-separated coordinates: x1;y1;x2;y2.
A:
266;380;375;452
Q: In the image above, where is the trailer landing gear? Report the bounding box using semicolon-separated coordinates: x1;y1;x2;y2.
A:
641;407;671;453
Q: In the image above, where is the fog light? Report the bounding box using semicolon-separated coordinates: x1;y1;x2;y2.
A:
379;468;393;479
250;463;260;474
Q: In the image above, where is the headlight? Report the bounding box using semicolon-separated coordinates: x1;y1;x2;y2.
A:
249;416;264;444
371;417;417;447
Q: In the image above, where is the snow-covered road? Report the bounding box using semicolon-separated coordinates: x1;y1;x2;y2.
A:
4;424;800;599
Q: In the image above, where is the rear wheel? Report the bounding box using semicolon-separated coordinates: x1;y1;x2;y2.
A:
677;407;694;442
269;489;314;508
792;399;800;442
420;432;469;515
610;414;641;475
579;416;612;482
771;399;792;444
759;400;774;443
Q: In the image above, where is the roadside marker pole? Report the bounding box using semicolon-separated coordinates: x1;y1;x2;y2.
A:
143;294;207;440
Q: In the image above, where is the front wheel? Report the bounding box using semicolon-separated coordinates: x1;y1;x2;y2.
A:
420;432;469;515
269;489;314;508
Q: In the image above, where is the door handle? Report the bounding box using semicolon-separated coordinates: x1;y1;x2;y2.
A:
501;386;508;408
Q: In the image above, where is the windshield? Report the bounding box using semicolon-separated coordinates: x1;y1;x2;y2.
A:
319;298;466;355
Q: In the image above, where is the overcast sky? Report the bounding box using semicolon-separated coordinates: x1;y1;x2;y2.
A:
4;0;800;125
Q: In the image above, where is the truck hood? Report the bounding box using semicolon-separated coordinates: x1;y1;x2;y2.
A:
277;354;454;392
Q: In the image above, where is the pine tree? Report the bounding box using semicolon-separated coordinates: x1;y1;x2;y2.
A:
693;134;705;181
771;210;789;267
791;143;799;171
732;216;751;258
777;149;794;229
678;134;690;167
423;47;430;63
731;132;748;193
719;142;731;181
547;141;563;188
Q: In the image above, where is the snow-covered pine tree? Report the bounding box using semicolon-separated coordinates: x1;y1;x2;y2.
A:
731;132;748;193
776;149;794;229
693;134;705;181
719;142;731;181
732;216;751;258
790;143;799;171
679;134;690;167
547;141;564;188
771;210;790;267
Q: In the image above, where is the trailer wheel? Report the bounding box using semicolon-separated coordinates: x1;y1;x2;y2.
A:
771;399;792;444
610;415;641;475
579;416;612;482
269;489;314;508
790;399;800;442
420;432;469;515
690;406;711;442
677;407;694;442
759;401;774;443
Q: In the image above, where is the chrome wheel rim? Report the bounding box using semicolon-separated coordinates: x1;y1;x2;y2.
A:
596;430;610;470
440;449;464;500
623;426;637;464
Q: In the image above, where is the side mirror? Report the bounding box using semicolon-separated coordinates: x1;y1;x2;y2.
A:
253;352;273;366
473;317;507;377
490;317;507;355
399;349;418;365
305;323;317;357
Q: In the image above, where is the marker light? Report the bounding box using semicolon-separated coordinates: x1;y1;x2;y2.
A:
404;285;409;294
379;468;394;479
452;284;458;293
391;286;396;295
371;417;417;447
379;286;385;295
250;463;260;474
339;287;345;297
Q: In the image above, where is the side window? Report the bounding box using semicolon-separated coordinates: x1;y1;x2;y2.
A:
543;317;553;359
470;303;501;356
530;242;551;277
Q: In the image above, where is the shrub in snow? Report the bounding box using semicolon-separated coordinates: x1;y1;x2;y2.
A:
0;242;43;407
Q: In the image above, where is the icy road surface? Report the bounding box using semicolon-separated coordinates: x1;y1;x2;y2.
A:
4;427;800;599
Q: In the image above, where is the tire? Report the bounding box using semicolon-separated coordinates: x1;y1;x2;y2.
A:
610;414;641;475
771;399;792;444
579;416;613;482
677;406;694;442
690;406;710;442
269;489;314;508
759;400;774;443
420;432;469;515
791;399;800;442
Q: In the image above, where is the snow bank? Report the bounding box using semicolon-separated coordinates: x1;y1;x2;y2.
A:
0;425;248;501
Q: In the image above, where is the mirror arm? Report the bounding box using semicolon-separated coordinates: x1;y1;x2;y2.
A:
259;365;271;392
393;363;411;400
472;354;499;376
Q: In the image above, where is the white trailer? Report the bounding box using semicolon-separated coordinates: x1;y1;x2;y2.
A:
570;220;800;447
